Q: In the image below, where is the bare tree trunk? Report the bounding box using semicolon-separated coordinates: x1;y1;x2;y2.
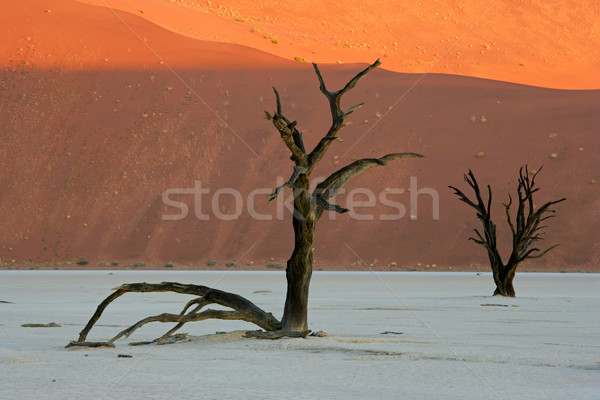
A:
492;263;517;297
281;182;315;331
281;228;313;331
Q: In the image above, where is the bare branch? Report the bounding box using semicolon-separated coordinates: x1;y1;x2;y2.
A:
449;170;503;268
503;195;516;236
469;229;486;245
315;153;424;200
448;185;478;210
266;88;307;166
157;301;208;343
267;166;308;203
75;289;126;343
68;282;281;347
524;244;561;260
346;102;365;116
180;297;208;316
312;63;331;96
106;309;268;346
508;166;566;263
273;86;282;115
313;152;422;221
316;196;349;214
270;89;307;155
339;59;382;97
66;341;115;348
308;59;382;170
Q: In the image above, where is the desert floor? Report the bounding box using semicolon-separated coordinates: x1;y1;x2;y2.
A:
1;271;598;399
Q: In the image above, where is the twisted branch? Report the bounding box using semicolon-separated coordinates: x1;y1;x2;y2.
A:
67;282;281;347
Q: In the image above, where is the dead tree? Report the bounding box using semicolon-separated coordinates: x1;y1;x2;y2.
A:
449;166;565;297
67;60;422;347
265;59;423;331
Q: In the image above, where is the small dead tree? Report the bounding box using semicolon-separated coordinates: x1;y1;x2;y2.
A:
449;166;565;297
67;60;422;347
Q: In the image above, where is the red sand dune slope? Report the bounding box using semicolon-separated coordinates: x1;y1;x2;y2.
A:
76;0;600;89
1;1;598;271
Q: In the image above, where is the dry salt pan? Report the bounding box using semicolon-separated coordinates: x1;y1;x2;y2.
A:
1;271;597;399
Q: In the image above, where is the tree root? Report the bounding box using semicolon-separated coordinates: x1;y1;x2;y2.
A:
67;282;282;348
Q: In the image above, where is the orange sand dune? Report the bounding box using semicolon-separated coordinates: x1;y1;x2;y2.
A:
2;0;293;70
1;1;598;272
74;0;599;89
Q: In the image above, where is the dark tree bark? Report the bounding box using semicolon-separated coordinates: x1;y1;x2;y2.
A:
66;282;281;348
449;166;565;297
266;60;423;330
68;60;422;346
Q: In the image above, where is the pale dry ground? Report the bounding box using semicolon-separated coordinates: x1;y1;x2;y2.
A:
1;271;599;400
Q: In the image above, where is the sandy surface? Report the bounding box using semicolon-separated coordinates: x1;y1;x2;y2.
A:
1;271;599;399
76;0;600;89
1;1;599;272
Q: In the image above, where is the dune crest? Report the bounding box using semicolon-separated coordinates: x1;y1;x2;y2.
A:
75;0;599;89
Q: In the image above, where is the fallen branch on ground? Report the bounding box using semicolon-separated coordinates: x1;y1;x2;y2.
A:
66;282;282;348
